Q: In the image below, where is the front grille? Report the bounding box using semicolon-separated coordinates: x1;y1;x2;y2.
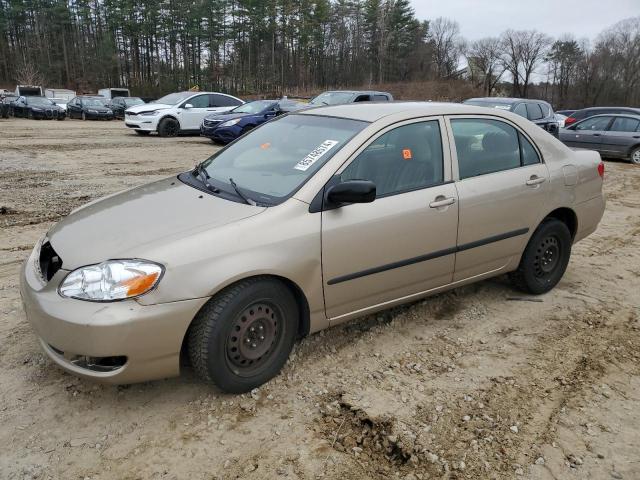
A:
38;240;63;282
45;109;53;118
203;119;221;127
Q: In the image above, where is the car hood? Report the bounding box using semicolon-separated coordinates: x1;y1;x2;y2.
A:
126;103;172;114
205;112;251;122
47;176;265;269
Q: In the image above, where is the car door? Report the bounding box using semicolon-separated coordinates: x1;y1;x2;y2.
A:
68;98;80;118
321;118;459;321
447;116;550;281
178;94;210;130
601;116;640;157
570;116;613;150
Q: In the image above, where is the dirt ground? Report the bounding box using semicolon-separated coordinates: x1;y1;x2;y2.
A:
1;118;639;480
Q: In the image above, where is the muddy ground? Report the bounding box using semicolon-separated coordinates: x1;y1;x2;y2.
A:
0;118;639;480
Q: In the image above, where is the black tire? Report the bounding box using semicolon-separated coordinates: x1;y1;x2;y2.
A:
158;117;180;137
28;110;34;119
188;277;298;393
82;111;86;121
135;130;150;136
630;146;640;165
509;219;572;295
57;116;65;121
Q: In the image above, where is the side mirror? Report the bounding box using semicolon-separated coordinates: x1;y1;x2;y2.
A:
265;111;277;118
183;103;193;109
326;180;376;205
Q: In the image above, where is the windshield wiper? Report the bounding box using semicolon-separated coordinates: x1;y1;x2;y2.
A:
228;178;256;206
193;164;220;194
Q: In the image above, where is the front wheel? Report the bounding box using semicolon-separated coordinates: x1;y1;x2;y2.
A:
630;146;640;165
188;278;298;393
82;111;86;121
509;219;572;295
158;117;180;137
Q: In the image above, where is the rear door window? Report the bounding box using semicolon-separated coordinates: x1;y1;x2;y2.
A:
526;103;543;121
609;117;640;132
373;94;389;101
451;118;525;179
354;95;371;102
210;94;242;107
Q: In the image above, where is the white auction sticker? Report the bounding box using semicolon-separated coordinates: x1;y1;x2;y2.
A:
294;140;339;171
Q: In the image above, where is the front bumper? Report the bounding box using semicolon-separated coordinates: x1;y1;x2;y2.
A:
125;114;160;131
86;111;114;120
31;109;65;120
201;125;242;144
20;248;208;384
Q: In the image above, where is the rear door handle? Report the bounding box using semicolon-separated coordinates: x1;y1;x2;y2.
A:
429;196;456;208
526;175;546;186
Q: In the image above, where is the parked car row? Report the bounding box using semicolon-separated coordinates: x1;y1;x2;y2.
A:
0;93;147;121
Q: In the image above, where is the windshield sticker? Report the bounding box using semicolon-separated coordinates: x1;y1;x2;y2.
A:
294;140;339;171
402;148;412;160
260;142;271;150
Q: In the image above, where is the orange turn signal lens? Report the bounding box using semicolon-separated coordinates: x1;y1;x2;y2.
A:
122;272;160;297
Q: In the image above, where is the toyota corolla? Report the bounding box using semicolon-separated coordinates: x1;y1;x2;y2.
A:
20;103;605;393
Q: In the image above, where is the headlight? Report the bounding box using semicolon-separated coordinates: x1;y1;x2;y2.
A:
140;110;159;116
88;109;97;113
59;260;163;301
31;107;43;111
220;118;242;127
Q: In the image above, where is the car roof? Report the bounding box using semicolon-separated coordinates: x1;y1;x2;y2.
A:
581;113;640;119
466;97;549;104
585;106;640;112
319;90;390;95
297;101;504;122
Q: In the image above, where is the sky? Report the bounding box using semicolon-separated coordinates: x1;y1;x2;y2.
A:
411;0;639;42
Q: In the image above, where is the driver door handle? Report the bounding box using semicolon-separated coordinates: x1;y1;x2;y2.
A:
429;196;456;208
526;175;546;186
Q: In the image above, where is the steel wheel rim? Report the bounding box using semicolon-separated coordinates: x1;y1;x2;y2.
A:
534;235;561;278
226;302;282;377
632;150;640;164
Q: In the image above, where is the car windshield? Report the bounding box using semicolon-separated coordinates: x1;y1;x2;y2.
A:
309;92;354;106
27;97;54;106
464;100;513;110
153;92;193;105
232;100;276;114
201;114;367;203
124;98;144;106
83;98;106;107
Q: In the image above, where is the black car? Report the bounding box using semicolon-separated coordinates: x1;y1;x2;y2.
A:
1;95;17;117
10;96;66;120
564;107;640;128
464;97;559;137
107;96;145;119
67;96;114;120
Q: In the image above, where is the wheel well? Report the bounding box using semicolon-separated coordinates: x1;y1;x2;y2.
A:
158;115;180;129
545;207;578;239
179;275;311;364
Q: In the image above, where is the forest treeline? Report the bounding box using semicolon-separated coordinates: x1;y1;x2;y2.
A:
0;0;638;108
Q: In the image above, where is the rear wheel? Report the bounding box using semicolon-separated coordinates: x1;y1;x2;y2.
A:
188;277;298;393
509;219;572;295
158;117;180;137
631;146;640;165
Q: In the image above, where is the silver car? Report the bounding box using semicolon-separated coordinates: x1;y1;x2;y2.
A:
20;103;605;393
559;114;640;164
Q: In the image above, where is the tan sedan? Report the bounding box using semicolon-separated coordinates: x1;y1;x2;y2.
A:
20;103;605;392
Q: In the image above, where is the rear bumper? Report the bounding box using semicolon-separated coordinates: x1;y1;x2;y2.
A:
574;194;605;243
20;247;208;384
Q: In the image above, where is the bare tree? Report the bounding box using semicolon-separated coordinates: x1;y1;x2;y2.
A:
428;17;462;79
465;37;504;96
15;62;44;86
500;30;552;97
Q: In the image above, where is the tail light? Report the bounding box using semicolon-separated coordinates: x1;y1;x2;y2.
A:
564;117;577;126
597;161;605;178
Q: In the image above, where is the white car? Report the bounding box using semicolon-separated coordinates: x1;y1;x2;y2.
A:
124;91;244;137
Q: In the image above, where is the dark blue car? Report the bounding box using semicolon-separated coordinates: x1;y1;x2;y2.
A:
201;99;306;143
